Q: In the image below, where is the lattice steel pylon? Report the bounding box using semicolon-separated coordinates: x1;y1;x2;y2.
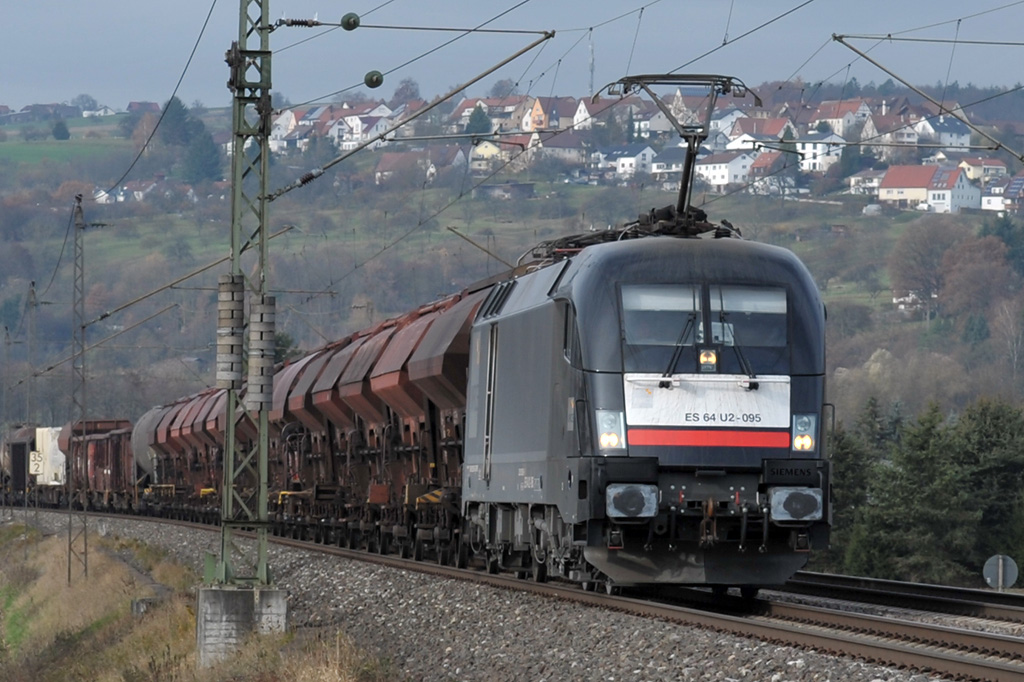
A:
212;0;274;586
68;195;89;583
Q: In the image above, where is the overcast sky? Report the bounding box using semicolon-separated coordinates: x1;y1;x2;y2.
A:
4;1;1024;112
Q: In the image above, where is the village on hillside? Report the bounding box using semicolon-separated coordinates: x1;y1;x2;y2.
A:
2;86;1020;215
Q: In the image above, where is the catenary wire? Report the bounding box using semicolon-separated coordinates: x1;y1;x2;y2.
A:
292;0;535;108
101;0;220;197
670;0;818;73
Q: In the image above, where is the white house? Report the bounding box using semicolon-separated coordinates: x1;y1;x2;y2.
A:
83;106;117;118
694;150;755;191
651;146;688;181
915;115;971;151
796;132;844;172
981;178;1009;214
591;143;656;177
726;132;776;153
926;166;981;214
709;105;747;134
847;169;886;196
809;100;871;138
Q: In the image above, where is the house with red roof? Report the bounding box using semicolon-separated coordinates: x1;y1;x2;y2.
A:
527;97;577;131
449;95;533;133
747;151;795;196
809;99;871;137
877;165;939;209
877;165;980;213
728;117;796;141
958;157;1007;182
573;96;617;130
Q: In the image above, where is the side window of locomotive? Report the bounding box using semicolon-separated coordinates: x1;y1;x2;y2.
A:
620;284;701;372
563;303;583;367
709;285;789;373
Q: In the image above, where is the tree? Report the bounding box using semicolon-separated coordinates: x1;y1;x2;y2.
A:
182;129;222;183
811;422;875;572
947;399;1024;566
940;235;1018;321
159;96;192;147
979;213;1024;278
464;104;492;135
846;404;979;583
992;300;1024;387
489;78;519;98
271;92;293;109
71;93;98;111
388;78;420;108
132;112;158;152
51;119;70;141
887;217;966;326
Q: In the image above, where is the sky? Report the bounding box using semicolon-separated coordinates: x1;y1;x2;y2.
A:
4;0;1024;112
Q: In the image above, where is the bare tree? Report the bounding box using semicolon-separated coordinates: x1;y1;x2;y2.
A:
994;300;1024;388
887;217;966;327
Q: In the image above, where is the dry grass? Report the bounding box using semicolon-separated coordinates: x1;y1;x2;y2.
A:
0;522;396;681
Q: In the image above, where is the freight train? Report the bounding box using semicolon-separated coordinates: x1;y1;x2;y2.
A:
1;75;830;595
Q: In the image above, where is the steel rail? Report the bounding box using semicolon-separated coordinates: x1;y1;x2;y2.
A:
786;571;1024;622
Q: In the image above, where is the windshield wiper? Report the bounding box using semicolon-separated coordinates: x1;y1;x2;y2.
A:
662;312;696;379
719;309;757;382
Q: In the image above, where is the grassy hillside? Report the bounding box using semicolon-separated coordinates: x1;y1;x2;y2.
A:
0;523;392;681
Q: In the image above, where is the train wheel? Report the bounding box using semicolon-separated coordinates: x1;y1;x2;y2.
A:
739;586;759;600
437;545;450;566
398;541;410;559
377;531;389;555
455;536;469;569
533;558;547;583
413;539;424;562
604;578;620;596
711;585;729;598
347;531;359;550
486;553;499;575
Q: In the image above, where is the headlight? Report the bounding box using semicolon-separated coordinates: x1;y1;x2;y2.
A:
791;414;817;452
699;348;717;372
606;483;658;518
596;409;627;455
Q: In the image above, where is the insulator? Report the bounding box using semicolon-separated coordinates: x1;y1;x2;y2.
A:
364;70;384;89
245;295;275;411
341;12;360;31
216;275;244;390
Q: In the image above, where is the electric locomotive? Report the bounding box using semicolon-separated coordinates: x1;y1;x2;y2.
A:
460;224;829;591
459;74;829;592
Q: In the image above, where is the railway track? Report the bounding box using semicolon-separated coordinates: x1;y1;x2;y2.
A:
21;510;1019;681
263;531;1024;680
783;571;1024;623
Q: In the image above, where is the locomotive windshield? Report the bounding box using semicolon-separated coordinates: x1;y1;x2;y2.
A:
621;284;789;374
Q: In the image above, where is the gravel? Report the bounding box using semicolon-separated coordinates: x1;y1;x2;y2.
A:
23;512;948;682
